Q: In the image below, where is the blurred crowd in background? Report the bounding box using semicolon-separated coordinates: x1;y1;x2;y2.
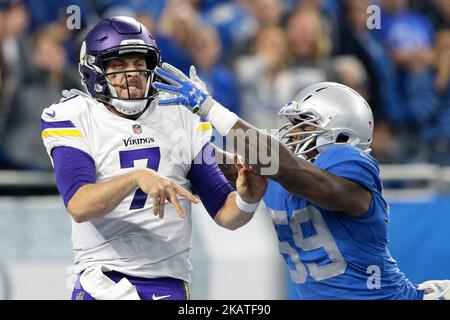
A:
1;0;450;171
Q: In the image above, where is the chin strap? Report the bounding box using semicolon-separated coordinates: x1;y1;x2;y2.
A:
105;79;151;115
110;98;149;115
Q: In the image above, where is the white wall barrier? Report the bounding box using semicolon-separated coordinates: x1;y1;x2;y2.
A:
0;196;285;300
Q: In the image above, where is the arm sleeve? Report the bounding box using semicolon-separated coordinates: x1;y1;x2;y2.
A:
187;143;234;219
51;146;96;207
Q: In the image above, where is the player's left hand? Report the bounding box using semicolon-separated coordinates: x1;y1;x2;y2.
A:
152;63;215;117
234;154;268;204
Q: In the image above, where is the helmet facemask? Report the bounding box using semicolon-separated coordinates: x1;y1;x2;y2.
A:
102;48;160;115
80;43;161;116
276;83;374;161
278;101;337;161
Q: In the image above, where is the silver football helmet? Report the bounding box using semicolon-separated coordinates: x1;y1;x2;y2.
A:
278;82;374;160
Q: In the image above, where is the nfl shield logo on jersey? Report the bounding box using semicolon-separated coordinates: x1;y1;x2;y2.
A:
132;124;142;134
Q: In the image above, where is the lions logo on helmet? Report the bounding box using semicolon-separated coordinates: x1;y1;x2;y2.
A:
278;82;374;161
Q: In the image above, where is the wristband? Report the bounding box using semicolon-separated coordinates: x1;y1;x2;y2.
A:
203;99;239;136
236;193;260;213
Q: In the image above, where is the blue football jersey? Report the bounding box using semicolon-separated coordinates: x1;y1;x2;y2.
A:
264;145;423;300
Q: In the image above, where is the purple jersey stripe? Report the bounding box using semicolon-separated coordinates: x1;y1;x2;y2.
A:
72;271;188;300
187;143;233;219
51;146;96;206
40;119;76;131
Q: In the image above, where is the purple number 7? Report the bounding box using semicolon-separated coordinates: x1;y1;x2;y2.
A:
119;147;161;210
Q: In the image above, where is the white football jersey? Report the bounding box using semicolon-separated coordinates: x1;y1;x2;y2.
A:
41;92;212;282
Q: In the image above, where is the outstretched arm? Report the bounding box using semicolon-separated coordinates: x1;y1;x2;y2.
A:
230;119;371;216
152;63;371;216
53;146;198;223
211;144;238;188
214;154;268;229
188;143;267;230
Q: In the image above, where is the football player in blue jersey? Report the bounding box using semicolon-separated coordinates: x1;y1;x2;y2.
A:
152;62;450;300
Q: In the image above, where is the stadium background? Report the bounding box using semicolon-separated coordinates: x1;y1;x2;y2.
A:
0;0;449;299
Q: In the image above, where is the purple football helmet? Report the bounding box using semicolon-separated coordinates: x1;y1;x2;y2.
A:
79;16;161;115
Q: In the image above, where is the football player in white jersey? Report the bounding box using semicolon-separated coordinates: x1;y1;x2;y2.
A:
40;16;267;300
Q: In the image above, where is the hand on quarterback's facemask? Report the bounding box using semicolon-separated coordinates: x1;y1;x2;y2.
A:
152;63;215;117
153;62;239;136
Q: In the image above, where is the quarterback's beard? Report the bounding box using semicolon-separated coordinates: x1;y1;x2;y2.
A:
106;71;150;100
127;90;144;99
118;82;145;99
